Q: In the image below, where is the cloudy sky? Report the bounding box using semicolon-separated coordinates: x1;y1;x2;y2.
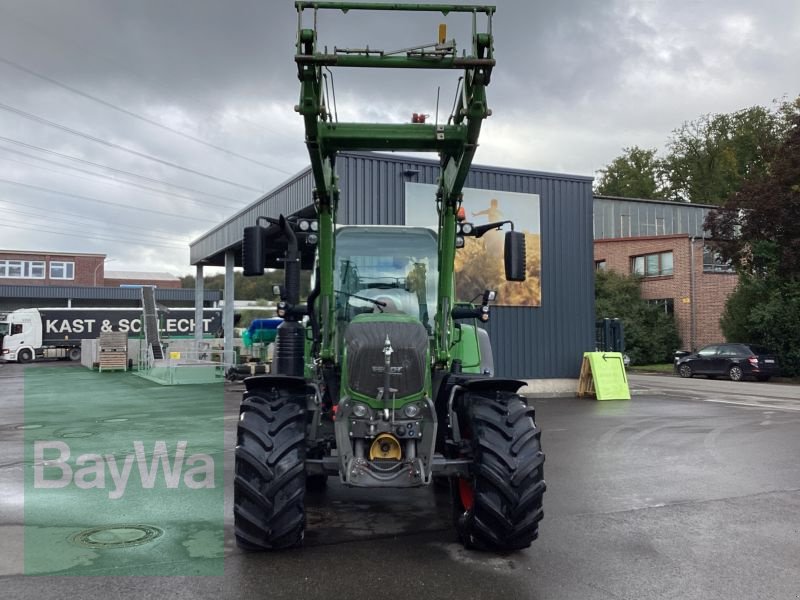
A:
0;0;797;277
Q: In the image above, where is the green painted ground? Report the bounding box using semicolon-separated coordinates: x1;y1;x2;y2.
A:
24;368;224;576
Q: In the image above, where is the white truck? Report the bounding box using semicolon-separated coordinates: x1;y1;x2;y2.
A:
0;307;222;363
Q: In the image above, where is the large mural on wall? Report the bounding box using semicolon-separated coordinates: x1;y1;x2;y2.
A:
405;182;542;307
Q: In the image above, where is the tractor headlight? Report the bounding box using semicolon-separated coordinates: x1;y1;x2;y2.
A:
455;235;465;248
310;220;319;232
298;219;310;231
461;222;474;235
403;403;420;418
352;403;368;418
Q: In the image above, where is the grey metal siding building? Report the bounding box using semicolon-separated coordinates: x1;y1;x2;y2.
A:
593;195;715;240
190;152;595;379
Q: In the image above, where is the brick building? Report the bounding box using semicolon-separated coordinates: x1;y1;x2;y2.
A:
0;249;200;311
593;235;737;349
0;250;179;288
0;250;105;287
593;196;738;351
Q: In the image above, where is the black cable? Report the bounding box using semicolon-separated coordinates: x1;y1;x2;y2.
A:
0;101;264;193
0;5;293;142
0;220;185;249
0;55;293;173
0;136;241;204
0;200;188;244
0;149;240;210
0;178;217;223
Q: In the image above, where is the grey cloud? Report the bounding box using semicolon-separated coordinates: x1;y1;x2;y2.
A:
0;0;797;275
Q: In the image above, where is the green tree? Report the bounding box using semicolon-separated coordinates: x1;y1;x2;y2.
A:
595;270;682;365
663;104;790;204
705;111;800;278
595;146;665;199
707;111;800;375
180;270;311;301
720;278;800;376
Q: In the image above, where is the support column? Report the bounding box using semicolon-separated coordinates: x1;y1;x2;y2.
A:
224;250;235;366
194;263;204;346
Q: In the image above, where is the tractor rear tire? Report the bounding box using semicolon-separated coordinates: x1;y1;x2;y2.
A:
234;387;307;551
453;390;545;552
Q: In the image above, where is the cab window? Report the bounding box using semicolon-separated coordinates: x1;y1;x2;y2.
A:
11;324;23;335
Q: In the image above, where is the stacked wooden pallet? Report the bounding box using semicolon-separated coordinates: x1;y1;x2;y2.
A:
98;332;128;372
576;355;595;398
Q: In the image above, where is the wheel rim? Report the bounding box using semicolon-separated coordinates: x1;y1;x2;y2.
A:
730;366;743;381
458;478;474;511
680;365;691;377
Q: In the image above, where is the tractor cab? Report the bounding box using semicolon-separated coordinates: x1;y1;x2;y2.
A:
334;226;438;329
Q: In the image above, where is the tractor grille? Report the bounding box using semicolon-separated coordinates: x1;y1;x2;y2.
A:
344;319;428;399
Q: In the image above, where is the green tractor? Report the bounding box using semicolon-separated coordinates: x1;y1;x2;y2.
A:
234;1;545;552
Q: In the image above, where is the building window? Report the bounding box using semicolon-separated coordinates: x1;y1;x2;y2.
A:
631;251;673;277
648;298;674;315
50;261;75;280
703;245;734;273
0;260;46;279
595;260;607;271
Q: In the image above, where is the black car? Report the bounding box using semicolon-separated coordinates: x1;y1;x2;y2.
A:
675;343;779;381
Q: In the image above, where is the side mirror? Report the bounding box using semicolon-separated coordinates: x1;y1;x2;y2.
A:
504;231;526;281
242;225;266;276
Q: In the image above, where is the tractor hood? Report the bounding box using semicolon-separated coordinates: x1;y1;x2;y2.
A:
343;313;429;405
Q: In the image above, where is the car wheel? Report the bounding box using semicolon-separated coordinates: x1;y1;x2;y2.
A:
678;364;693;378
728;365;744;382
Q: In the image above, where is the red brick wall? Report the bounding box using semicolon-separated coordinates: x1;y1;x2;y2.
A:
0;252;105;287
594;236;738;351
104;277;181;289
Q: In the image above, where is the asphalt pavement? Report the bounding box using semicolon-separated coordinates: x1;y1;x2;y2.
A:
2;363;799;599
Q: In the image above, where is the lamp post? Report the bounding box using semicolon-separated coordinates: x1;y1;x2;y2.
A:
94;258;115;287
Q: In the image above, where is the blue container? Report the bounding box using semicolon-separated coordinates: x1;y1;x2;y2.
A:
245;318;282;346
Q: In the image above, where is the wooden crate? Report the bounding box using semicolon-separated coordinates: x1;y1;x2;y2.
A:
98;332;128;372
576;355;595;398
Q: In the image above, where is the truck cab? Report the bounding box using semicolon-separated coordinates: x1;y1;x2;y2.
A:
0;308;42;363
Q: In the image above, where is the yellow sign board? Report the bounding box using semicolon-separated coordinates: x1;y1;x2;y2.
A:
169;351;181;360
579;352;630;401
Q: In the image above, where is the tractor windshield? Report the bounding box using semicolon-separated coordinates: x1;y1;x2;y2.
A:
335;227;438;329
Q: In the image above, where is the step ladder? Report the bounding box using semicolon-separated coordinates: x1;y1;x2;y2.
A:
141;286;164;362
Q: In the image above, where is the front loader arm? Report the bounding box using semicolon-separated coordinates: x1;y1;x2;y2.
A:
294;1;495;365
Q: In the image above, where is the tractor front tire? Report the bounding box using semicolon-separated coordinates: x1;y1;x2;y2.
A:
454;390;546;552
234;387;307;551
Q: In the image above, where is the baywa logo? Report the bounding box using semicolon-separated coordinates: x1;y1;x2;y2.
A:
34;440;215;499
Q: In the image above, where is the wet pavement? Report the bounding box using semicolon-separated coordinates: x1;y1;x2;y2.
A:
1;362;799;598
